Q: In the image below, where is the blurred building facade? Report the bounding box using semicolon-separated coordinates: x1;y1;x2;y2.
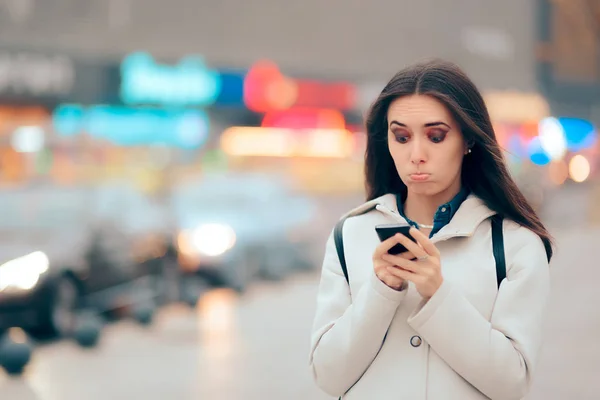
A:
0;0;598;224
0;0;537;90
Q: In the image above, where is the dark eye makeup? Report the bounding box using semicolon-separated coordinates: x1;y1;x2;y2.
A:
390;128;449;144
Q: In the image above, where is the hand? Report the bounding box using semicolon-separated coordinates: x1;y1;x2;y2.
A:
373;233;409;291
381;227;443;299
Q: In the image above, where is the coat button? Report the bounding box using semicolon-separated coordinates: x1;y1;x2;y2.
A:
410;335;422;347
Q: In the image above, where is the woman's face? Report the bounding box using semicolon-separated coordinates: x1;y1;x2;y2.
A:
387;94;469;198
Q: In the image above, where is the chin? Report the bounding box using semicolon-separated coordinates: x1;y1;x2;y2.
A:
405;182;443;196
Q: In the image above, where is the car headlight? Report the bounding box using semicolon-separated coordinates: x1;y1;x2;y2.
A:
178;223;236;257
0;251;50;292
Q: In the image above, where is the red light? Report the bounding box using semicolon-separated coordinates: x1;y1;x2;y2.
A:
244;61;297;113
293;81;356;110
520;121;539;141
244;61;357;112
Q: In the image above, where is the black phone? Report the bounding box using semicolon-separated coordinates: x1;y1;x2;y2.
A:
375;224;417;255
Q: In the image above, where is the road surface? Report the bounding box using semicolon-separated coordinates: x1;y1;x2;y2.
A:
1;226;599;400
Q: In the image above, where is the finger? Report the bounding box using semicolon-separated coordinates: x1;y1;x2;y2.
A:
396;233;429;259
386;266;416;281
381;254;419;273
409;227;441;257
374;233;406;257
374;259;395;273
395;250;417;260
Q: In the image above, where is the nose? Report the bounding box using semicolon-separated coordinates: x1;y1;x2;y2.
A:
410;138;427;165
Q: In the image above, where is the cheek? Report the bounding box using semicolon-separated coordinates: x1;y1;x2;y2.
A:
388;141;409;168
432;144;465;175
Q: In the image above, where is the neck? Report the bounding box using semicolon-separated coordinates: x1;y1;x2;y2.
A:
403;182;462;226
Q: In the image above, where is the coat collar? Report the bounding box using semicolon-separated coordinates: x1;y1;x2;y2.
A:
343;193;496;242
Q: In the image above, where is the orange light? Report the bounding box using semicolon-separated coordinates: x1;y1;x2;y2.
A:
0;148;25;182
303;129;354;158
221;127;296;157
520;121;539;141
548;160;569;185
569;155;591;183
0;106;50;133
220;126;354;158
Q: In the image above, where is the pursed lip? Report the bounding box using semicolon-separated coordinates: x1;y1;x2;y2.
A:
408;173;431;181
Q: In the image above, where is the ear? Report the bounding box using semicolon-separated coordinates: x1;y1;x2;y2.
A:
464;140;474;155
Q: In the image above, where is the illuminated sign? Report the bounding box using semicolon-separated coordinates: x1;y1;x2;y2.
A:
52;104;209;149
262;108;346;130
293;81;356;111
215;70;246;106
120;52;221;107
244;61;297;113
244;61;357;112
220;126;354;158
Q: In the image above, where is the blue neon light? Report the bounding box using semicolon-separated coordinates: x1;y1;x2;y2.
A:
52;104;209;149
215;70;245;106
557;117;597;152
527;137;551;166
52;104;86;136
120;52;222;107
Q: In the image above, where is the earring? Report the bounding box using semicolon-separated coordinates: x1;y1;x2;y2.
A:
467;148;472;154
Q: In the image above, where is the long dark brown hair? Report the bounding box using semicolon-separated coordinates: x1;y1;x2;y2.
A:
364;59;554;261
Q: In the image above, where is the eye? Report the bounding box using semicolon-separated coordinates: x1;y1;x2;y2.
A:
428;130;447;143
393;133;409;143
391;129;410;143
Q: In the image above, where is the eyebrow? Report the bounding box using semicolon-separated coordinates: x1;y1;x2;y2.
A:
390;120;451;129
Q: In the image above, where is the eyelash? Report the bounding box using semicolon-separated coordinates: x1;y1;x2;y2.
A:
393;130;447;144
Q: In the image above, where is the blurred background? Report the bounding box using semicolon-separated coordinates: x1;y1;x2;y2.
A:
0;0;599;399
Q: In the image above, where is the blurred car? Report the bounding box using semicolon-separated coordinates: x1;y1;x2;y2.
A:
169;172;319;292
0;183;185;339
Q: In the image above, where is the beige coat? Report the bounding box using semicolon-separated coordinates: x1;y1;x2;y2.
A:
309;194;550;399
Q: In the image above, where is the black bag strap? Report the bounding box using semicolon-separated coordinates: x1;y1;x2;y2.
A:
491;214;506;288
334;218;349;283
333;214;507;288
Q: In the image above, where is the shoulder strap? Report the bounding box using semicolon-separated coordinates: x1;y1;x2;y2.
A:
334;218;349;283
335;214;507;288
491;214;506;288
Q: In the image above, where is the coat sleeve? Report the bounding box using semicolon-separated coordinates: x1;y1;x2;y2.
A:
407;228;550;400
309;230;408;397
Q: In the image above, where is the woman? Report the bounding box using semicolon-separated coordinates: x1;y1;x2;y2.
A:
309;60;553;400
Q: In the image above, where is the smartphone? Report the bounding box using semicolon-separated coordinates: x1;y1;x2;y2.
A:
375;224;417;255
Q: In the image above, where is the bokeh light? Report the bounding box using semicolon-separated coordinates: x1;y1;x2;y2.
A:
527;137;551;166
548;160;569;185
538;117;567;160
559;117;597;152
569;155;591;183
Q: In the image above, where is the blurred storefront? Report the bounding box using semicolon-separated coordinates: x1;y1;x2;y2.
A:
0;47;117;187
534;0;600;227
215;60;366;196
